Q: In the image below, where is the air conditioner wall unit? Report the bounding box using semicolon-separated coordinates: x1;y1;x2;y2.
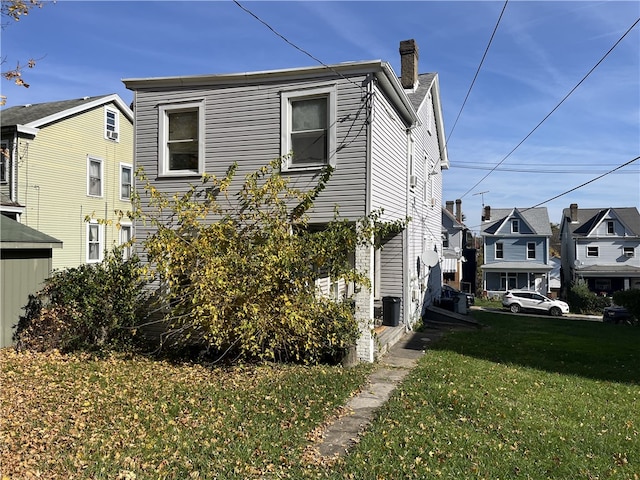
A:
409;175;417;188
106;130;119;140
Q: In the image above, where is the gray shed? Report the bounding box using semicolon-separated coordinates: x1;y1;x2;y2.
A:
1;215;62;348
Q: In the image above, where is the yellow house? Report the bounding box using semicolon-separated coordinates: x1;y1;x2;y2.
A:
1;94;134;270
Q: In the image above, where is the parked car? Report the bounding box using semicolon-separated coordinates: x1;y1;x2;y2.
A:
441;284;475;307
502;290;569;316
603;305;634;324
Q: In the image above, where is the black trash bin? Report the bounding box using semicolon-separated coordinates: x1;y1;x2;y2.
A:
382;296;401;327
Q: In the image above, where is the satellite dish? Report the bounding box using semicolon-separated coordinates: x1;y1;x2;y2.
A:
574;259;581;266
422;249;439;267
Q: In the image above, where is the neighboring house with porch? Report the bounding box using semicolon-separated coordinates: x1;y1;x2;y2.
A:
0;94;134;270
442;199;474;293
123;39;449;362
480;206;552;296
560;203;640;294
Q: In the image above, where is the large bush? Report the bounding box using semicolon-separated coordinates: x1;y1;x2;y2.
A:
13;248;149;352
567;279;610;315
136;159;406;364
613;289;640;323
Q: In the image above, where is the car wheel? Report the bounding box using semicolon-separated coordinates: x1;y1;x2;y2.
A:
549;307;561;317
510;304;521;314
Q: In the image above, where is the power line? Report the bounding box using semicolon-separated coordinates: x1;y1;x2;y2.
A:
233;0;363;91
526;156;639;209
450;165;631;174
446;0;508;146
459;16;640;200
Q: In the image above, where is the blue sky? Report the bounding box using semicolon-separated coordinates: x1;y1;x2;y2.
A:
2;1;639;231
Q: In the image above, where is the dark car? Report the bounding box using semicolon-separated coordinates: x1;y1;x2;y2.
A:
441;284;475;307
603;305;634;324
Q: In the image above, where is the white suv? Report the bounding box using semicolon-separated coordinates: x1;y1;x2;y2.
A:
502;290;570;317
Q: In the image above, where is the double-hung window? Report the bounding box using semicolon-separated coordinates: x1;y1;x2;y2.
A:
105;107;119;141
511;220;519;233
607;221;615;234
87;222;103;263
495;242;504;259
120;163;133;200
0;141;7;183
159;101;204;176
87;157;103;197
281;86;336;170
120;223;133;260
527;242;536;259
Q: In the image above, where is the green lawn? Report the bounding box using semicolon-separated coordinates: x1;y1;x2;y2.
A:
1;313;639;479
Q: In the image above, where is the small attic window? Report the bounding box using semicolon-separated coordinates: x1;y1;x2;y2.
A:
511;219;519;233
105;107;119;141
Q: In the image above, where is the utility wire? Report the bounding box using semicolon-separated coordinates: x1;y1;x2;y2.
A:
460;16;640;200
446;0;508;146
526;156;639;209
233;0;363;91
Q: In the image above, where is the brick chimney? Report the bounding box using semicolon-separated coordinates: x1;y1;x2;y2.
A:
445;200;454;214
570;203;578;223
483;205;491;222
399;39;419;89
455;199;462;223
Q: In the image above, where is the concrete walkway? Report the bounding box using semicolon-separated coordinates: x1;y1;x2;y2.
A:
316;325;468;458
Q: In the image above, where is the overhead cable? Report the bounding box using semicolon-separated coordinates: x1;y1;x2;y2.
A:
526;156;639;209
459;16;640;200
446;0;509;146
233;0;363;91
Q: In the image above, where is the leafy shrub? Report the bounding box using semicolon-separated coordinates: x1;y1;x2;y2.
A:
136;159;406;364
613;289;640;323
14;248;149;352
567;279;610;315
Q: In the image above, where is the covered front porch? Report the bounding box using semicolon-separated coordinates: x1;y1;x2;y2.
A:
482;262;553;297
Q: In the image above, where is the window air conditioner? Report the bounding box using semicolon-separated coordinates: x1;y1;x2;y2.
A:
409;175;417;188
106;130;119;140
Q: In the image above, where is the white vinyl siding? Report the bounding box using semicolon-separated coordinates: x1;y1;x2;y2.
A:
159;101;205;176
281;85;336;171
87;157;103;197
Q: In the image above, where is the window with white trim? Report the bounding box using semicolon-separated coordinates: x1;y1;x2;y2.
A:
0;141;7;183
527;242;536;259
511;219;519;233
120;223;133;260
607;221;614;234
587;246;599;257
86;222;103;263
159;101;204;175
87;157;103;197
623;246;635;258
120;163;133;200
281;86;336;170
495;242;504;259
105;107;119;141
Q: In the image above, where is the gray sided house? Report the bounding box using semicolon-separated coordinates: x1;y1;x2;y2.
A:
123;39;449;362
1;215;62;348
480;206;552;296
560;204;640;294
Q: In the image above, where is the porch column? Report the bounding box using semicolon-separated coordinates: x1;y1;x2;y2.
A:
354;241;375;362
